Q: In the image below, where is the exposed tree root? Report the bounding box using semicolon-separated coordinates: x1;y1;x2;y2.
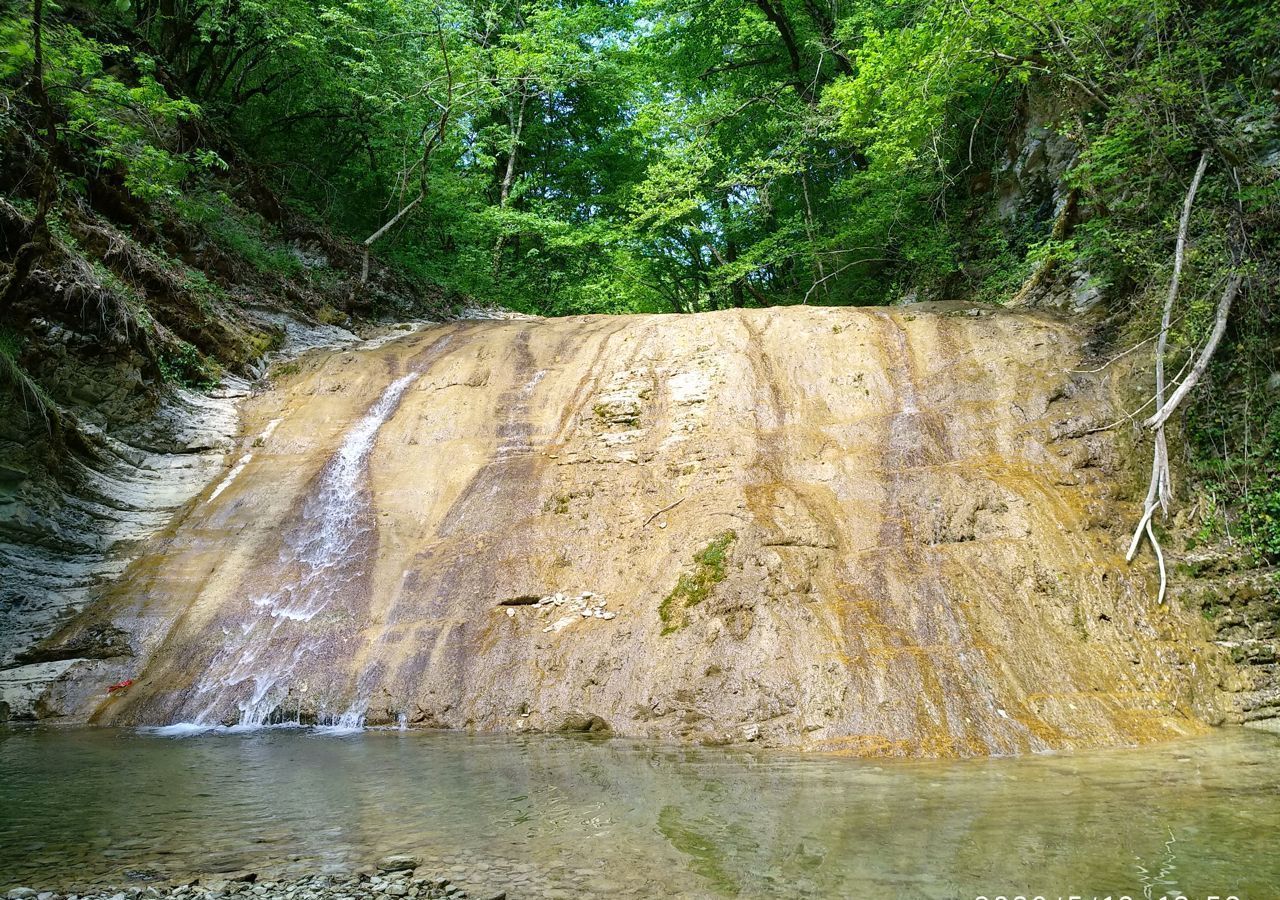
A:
1125;150;1245;605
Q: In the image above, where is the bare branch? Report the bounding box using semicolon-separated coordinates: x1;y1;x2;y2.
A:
643;498;685;527
1144;275;1241;430
1126;149;1210;603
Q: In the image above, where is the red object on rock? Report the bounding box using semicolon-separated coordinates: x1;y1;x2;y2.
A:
107;679;134;693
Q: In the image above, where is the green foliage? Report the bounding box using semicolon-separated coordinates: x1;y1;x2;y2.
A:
1244;472;1280;559
174;193;301;277
158;340;217;391
659;531;737;635
31;0;1259;319
0;328;22;363
1185;296;1280;563
3;13;211;201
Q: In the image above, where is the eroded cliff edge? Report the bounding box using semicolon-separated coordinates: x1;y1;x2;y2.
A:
22;303;1245;755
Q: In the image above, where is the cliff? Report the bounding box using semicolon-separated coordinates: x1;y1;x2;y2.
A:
30;304;1242;754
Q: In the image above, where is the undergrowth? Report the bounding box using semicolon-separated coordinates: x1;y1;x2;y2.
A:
157;339;217;391
173;192;302;278
1184;293;1280;564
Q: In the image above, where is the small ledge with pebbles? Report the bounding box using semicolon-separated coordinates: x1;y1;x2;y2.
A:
494;591;616;631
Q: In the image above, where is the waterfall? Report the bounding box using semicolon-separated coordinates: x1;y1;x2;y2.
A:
187;372;420;728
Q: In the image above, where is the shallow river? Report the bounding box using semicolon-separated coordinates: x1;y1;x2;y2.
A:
2;727;1279;899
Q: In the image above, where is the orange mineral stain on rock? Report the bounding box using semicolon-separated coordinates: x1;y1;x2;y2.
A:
48;304;1233;754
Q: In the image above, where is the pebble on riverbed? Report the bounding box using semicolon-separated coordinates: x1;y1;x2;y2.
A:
3;872;507;900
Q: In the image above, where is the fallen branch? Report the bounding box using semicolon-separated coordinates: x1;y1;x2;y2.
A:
358;21;453;286
643;497;684;527
360;193;423;282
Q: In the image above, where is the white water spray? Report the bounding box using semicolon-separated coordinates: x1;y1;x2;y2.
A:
185;372;420;728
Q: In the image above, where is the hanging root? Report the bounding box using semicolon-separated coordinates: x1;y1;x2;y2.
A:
1126;150;1208;604
1128;428;1171;604
1125;148;1246;604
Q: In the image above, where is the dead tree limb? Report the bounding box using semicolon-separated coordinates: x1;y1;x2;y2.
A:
643;497;685;527
1126;149;1209;604
358;22;454;286
1144;275;1241;430
360;194;424;283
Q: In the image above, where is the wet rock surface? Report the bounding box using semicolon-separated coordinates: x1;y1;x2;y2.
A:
33;304;1243;752
0;378;247;682
0;314;442;720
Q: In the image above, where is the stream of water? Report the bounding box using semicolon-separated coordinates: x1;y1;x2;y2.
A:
187;372;421;728
2;726;1278;899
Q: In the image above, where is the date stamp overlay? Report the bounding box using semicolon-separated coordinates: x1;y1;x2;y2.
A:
975;895;1242;900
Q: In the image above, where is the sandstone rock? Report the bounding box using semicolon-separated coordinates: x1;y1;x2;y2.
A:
376;856;419;873
50;307;1236;755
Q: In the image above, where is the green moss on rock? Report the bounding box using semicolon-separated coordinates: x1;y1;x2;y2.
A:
659;530;736;635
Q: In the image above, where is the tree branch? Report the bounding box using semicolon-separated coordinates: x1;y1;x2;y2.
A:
1144;275;1241;430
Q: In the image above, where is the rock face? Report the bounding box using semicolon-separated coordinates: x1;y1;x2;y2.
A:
43;304;1234;753
0;311;376;719
0;382;246;667
1176;551;1280;729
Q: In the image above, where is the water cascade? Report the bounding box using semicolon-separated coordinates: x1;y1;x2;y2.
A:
186;372;420;727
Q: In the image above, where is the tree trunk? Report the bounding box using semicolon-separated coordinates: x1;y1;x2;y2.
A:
1;0;58;315
492;85;530;276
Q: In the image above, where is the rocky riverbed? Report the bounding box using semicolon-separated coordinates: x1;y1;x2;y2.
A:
2;849;648;900
4;861;511;900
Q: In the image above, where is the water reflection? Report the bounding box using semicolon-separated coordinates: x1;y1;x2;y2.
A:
1;727;1277;898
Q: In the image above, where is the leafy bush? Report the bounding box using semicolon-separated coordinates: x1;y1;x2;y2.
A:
1243;473;1280;559
158;340;217;391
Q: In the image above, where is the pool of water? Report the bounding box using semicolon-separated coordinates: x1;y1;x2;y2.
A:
2;726;1278;899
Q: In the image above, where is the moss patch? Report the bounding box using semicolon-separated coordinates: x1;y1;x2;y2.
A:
659;530;736;635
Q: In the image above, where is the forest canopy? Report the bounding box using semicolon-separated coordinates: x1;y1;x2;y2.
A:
0;0;1278;557
4;0;1268;317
